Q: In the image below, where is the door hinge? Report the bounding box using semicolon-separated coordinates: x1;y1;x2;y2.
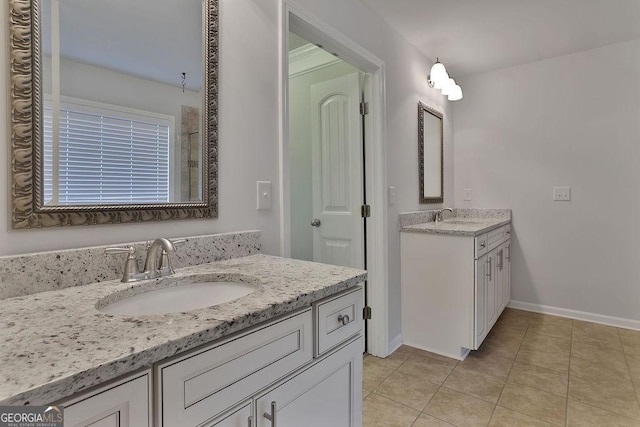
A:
359;101;369;116
361;204;371;218
363;306;372;320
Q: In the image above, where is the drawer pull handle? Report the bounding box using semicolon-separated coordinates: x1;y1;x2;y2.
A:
248;415;253;427
264;401;277;426
338;314;350;326
486;257;492;280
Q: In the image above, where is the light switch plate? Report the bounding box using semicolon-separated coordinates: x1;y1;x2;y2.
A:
463;188;472;201
257;181;272;210
553;186;571;201
388;186;396;205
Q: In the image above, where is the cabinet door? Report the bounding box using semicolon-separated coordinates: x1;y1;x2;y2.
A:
504;239;511;305
486;249;498;327
256;337;363;427
63;372;150;427
474;254;488;349
203;402;252;427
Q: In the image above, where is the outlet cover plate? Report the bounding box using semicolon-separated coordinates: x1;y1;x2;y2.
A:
553;186;571;201
257;181;272;210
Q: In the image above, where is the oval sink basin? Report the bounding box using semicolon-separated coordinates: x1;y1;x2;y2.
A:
97;273;260;316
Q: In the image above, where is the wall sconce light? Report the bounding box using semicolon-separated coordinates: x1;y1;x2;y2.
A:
428;58;463;101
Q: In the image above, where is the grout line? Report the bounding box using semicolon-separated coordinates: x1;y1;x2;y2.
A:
618;328;640;413
564;319;575;427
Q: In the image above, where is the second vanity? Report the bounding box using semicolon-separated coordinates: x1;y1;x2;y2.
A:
0;244;366;427
400;209;512;360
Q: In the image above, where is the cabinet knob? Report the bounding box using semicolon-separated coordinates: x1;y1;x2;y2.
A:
338;314;350;326
480;242;486;248
311;219;321;227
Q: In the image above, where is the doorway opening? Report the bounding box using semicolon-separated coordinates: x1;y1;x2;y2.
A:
280;4;390;357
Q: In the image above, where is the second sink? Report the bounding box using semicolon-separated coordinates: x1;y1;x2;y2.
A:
97;273;260;316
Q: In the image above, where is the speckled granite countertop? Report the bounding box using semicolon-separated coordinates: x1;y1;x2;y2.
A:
401;217;510;236
0;254;366;406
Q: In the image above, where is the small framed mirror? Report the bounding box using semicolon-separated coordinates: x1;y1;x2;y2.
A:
9;0;218;228
418;101;443;204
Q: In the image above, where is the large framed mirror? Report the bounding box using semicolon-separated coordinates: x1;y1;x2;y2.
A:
418;101;443;204
9;0;218;228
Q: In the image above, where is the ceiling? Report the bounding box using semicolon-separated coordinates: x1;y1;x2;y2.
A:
42;0;203;91
360;0;640;78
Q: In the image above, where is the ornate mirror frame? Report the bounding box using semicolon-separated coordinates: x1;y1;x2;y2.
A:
418;101;444;204
9;0;218;228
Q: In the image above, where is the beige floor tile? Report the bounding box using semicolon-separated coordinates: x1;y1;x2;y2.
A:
443;366;505;403
516;348;570;372
497;308;533;329
363;393;420;427
375;370;439;411
527;313;572;338
566;400;640;427
387;345;417;363
498;383;567;425
520;330;571;354
571;339;627;366
508;361;568;396
572;321;621;346
489;406;552;427
626;352;640;382
568;374;640;419
412;348;459;365
619;329;640;356
411;414;456;427
570;354;631;383
423;388;495;427
480;330;523;360
363;356;397;391
459;349;514;380
397;352;457;385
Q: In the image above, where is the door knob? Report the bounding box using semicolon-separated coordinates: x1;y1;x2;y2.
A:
311;219;321;227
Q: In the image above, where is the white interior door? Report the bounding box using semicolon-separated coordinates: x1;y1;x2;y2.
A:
310;72;364;269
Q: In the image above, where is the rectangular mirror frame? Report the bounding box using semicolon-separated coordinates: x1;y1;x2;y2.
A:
418;101;444;204
9;0;218;228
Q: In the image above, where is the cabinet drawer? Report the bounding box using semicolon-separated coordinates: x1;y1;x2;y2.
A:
314;286;364;357
62;371;151;427
158;309;313;427
487;226;506;251
475;234;488;258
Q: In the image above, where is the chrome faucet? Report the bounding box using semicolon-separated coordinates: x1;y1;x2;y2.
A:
106;237;186;282
434;208;454;224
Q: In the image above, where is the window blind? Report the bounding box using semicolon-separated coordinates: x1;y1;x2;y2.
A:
43;100;171;205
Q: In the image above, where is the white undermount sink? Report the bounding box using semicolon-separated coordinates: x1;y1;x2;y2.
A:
97;273;260;316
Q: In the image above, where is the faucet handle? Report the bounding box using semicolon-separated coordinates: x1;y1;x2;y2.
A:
157;239;187;275
105;246;141;282
170;238;188;246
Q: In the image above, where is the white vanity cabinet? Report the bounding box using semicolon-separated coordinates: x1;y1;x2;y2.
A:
401;224;511;359
157;286;364;427
61;371;151;427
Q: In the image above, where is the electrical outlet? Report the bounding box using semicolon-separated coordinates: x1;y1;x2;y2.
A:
463;188;472;201
553;186;571;201
257;181;272;210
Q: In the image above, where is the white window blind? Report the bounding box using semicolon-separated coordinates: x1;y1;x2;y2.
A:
43;98;172;205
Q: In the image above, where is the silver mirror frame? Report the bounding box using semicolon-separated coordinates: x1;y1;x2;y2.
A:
9;0;218;228
418;101;444;204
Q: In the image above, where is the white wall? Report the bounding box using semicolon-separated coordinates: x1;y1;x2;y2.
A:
289;60;359;262
1;0;451;348
454;39;640;322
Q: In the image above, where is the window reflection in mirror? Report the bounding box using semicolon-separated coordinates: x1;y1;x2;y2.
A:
41;0;204;206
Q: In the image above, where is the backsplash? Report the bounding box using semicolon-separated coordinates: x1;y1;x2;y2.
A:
0;230;261;300
399;209;511;229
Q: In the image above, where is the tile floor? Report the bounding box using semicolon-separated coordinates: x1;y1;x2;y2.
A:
362;308;640;426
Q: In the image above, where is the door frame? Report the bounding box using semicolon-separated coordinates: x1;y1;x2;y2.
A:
278;0;390;357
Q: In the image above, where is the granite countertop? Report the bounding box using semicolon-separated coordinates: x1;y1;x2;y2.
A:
0;254;367;406
401;217;510;236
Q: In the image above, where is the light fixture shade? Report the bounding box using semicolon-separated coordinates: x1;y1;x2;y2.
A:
441;78;456;96
448;85;463;101
430;61;448;88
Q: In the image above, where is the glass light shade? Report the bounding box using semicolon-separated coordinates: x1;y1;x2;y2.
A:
430;61;448;88
441;78;456;96
448;85;463;101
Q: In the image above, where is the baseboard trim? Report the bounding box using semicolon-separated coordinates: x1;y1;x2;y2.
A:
508;300;640;331
387;333;403;356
